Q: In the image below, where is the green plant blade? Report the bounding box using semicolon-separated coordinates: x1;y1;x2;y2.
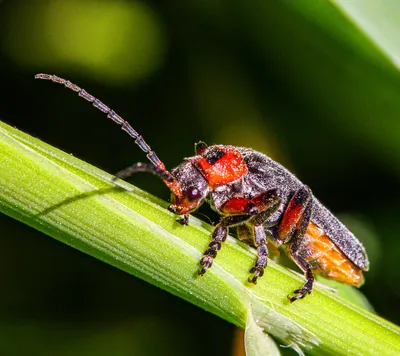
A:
233;0;400;168
245;307;282;356
336;0;400;68
0;120;399;355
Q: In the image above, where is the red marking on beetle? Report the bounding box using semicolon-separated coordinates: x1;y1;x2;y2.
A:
278;204;304;239
221;198;252;215
194;147;248;188
221;192;278;215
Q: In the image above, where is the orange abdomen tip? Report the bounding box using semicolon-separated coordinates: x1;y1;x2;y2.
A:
296;222;364;287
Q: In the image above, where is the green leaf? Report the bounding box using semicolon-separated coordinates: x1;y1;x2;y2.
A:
245;306;281;356
336;0;400;68
233;0;400;167
0;120;399;356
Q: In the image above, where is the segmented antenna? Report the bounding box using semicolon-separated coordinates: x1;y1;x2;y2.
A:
34;73;169;177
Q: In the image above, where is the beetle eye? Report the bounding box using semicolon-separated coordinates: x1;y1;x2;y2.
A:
187;187;201;201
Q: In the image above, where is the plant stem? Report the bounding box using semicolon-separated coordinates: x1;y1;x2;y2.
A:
0;120;399;355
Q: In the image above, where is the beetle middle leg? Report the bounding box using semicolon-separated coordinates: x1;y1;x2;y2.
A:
200;189;281;276
246;194;282;284
248;224;269;284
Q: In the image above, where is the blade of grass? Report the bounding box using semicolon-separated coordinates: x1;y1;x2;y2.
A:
233;0;400;168
0;120;399;355
336;0;400;69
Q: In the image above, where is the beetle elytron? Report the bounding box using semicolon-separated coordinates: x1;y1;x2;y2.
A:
35;74;369;302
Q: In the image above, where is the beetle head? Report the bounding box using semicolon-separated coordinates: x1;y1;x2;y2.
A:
167;161;210;215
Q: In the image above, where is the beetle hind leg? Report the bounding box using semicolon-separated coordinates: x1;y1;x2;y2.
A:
277;186;316;302
287;197;315;302
287;253;314;302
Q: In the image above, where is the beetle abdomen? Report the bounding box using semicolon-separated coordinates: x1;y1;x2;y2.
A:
291;222;364;287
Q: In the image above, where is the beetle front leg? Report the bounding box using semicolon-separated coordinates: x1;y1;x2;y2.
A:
177;214;189;225
199;215;251;275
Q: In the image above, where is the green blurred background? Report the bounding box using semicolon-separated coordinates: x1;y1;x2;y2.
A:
0;0;399;355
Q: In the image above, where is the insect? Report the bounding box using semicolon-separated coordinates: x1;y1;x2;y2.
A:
35;73;369;302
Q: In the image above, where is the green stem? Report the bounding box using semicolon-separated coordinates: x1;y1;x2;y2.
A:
0;120;398;355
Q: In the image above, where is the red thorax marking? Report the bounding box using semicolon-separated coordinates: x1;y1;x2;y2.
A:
193;147;248;188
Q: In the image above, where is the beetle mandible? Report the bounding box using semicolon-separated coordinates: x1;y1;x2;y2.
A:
35;74;369;302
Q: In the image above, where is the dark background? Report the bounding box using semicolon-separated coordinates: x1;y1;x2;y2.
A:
0;1;399;355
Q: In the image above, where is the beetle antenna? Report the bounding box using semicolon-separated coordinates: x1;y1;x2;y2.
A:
34;74;182;197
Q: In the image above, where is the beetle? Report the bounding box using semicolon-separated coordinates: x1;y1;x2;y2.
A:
35;73;369;302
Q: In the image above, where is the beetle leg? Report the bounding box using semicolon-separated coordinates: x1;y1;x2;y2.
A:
199;214;251;275
221;188;280;216
113;162;172;183
278;187;314;303
202;189;280;277
176;214;189;225
247;194;281;284
287;253;314;302
248;225;269;284
237;224;254;245
277;186;312;244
